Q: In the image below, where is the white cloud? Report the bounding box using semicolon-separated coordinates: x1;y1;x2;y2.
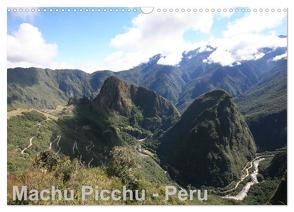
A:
205;33;287;66
7;12;287;73
7;23;58;68
100;11;286;71
204;12;287;66
273;52;287;61
100;11;214;71
223;12;286;37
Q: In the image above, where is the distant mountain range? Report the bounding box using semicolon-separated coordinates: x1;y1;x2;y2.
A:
8;46;287;151
7;45;288;204
8;46;286;110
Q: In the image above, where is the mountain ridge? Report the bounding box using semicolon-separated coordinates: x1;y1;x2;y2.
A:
158;90;256;187
93;76;180;132
8;47;287;111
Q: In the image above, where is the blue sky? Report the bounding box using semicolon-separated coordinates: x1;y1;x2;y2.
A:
8;8;140;66
7;7;287;72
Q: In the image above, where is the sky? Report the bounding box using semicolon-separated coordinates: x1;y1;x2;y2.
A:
7;7;287;73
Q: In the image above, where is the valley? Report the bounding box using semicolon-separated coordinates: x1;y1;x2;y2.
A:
223;157;265;201
7;46;287;205
7;95;286;204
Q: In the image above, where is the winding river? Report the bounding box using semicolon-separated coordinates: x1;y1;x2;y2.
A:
222;157;265;201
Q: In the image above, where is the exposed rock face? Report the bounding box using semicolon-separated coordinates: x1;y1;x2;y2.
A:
158;90;256;187
93;76;133;116
93;76;180;132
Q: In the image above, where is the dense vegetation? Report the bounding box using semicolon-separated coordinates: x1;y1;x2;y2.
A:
8;47;287;111
158;90;256;187
7;46;287;205
237;60;287;151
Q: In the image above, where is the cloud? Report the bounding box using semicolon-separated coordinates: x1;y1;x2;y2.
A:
205;33;287;66
7;11;287;73
100;11;286;71
101;11;214;70
273;52;287;61
7;23;99;72
203;12;287;66
223;12;286;37
7;23;58;68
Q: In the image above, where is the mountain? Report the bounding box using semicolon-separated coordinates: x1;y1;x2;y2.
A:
176;47;287;112
7;45;287;204
269;173;287;205
237;60;287;151
7;47;287;153
158;90;256;187
8;47;287;111
238;60;287;119
7;68;98;109
262;152;287;179
116;55;185;104
7;63;184;109
93;76;180;132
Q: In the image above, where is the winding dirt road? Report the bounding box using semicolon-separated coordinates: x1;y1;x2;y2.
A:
21;136;35;154
222;161;253;194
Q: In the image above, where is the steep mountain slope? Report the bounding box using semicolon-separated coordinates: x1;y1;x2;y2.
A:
8;68;67;108
238;60;287;118
176;47;287;112
262;152;287;179
7;62;184;109
55;76;180;164
8;78;177;204
158;90;256;187
7;47;287;112
237;60;287;151
8;68;95;109
117;55;185;104
93;76;180;132
269;174;287;205
7;46;287;205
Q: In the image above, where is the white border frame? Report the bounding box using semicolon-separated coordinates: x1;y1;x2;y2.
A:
0;0;292;211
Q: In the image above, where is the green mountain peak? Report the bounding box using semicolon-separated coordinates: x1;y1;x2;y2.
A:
158;89;256;187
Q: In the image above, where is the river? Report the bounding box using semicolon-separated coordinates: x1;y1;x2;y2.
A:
222;157;265;201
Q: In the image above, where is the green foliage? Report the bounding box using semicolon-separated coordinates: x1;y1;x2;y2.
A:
242;179;280;205
262;152;287;179
107;146;139;189
237;63;287;151
54;157;78;182
8;111;59;172
269;174;287;205
238;64;287;119
22;110;46;122
158;90;256;187
7;57;287;205
33;151;59;171
33;150;77;182
130;107;144;126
